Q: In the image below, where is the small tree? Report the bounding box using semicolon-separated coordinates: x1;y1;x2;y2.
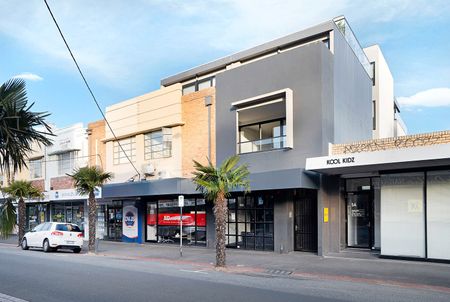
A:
1;180;42;245
0;198;17;239
68;166;112;253
193;155;250;267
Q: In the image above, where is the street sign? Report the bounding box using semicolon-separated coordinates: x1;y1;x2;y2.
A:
178;195;184;207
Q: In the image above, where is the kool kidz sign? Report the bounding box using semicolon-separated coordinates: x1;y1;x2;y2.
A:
326;156;355;165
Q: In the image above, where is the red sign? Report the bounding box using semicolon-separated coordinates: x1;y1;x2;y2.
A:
147;213;206;227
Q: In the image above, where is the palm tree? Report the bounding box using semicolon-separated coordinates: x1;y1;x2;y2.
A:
67;166;112;253
0;78;53;178
1;180;43;245
0;197;17;239
193;155;250;267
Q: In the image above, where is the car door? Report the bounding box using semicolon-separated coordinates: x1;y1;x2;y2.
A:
37;223;52;247
28;223;44;247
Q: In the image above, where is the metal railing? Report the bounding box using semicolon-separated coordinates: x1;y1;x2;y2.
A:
238;136;287;154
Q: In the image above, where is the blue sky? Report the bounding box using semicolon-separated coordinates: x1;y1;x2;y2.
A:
1;0;449;134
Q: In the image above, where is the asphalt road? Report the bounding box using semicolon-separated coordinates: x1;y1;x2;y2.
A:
0;245;449;302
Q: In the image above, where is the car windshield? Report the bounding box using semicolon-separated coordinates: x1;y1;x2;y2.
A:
55;224;81;232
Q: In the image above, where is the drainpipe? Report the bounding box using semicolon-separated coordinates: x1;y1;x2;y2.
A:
204;96;212;161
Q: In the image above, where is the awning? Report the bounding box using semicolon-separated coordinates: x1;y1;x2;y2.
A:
305;143;450;175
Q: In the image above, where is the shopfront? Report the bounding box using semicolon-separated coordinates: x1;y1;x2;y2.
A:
146;197;206;246
26;203;50;231
50;201;86;233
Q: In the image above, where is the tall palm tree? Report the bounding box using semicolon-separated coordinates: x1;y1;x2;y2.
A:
68;166;112;253
1;180;43;245
193;155;250;267
0;197;16;239
0;78;53;178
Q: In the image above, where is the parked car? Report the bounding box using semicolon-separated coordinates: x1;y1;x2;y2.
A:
21;222;83;253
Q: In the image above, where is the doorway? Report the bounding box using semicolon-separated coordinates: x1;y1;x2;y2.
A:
294;189;318;252
346;192;372;248
107;206;123;241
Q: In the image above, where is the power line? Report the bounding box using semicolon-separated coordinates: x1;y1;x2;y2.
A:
43;0;141;180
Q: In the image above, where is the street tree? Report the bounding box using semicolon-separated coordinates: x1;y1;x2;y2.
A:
193;155;250;267
68;166;112;253
1;180;43;244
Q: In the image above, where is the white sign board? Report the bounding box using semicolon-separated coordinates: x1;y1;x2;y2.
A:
178;195;184;207
122;205;138;239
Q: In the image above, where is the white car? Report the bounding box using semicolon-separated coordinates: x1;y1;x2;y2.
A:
21;222;84;253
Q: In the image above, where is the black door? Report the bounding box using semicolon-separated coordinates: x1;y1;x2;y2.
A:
294;190;318;252
346;192;372;248
107;207;123;241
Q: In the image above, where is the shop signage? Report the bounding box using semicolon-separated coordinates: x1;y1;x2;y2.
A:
122;205;138;239
326;156;355;166
157;213;206;227
50;187;101;201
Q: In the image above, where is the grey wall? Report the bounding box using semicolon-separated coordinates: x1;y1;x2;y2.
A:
216;42;334;190
332;29;372;143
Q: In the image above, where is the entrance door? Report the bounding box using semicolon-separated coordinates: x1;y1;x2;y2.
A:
346;193;371;248
294;190;318;252
146;201;157;241
107;207;123;241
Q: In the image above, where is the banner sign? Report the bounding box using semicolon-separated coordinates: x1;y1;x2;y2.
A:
122;205;138;239
151;213;206;227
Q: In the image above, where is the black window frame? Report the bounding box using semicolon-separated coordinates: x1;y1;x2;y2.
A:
238;118;287;154
182;76;215;95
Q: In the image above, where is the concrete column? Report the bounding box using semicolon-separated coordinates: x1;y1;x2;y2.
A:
274;195;294;253
318;175;341;256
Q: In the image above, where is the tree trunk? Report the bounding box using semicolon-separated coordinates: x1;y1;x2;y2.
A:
88;191;97;253
214;191;227;267
17;197;26;246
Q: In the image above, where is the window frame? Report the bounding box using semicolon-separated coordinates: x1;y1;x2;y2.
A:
144;128;172;160
29;158;43;179
57;151;76;175
238;118;287;154
113;137;136;165
182;76;215;95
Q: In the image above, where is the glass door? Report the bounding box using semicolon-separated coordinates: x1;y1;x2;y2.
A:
146;202;157;241
107;206;123;241
346;192;371;248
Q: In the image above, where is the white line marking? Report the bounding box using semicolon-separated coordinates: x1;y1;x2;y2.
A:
0;292;29;302
179;269;208;275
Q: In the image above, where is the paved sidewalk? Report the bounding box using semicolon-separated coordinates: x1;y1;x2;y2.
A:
2;236;450;292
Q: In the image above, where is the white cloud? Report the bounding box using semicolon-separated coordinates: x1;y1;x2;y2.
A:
397;88;450;107
12;72;43;81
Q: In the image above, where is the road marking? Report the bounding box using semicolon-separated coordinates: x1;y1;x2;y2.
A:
179;269;208;275
0;292;29;302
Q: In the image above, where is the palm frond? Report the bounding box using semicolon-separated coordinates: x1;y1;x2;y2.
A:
0;198;17;239
67;166;112;196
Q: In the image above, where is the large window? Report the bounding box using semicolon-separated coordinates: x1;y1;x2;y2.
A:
113;137;136;165
29;158;43;179
182;76;215;95
226;193;274;251
144;128;172;159
58;151;75;175
149;198;206;246
234;89;293;154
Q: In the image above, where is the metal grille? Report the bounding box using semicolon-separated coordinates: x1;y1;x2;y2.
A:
294;190;318;252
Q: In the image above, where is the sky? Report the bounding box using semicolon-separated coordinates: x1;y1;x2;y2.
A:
1;0;450;134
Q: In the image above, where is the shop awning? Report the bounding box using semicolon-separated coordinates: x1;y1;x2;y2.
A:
305;143;450;175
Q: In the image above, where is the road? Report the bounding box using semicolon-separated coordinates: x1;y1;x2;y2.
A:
0;244;449;302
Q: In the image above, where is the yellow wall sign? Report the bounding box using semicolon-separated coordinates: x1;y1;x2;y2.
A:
323;207;329;223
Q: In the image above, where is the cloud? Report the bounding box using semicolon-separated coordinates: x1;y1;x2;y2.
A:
397;88;450;107
12;72;43;81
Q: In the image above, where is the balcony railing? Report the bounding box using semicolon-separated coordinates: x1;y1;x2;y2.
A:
238;136;287;154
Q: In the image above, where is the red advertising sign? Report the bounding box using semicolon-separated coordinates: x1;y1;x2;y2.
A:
147;213;206;227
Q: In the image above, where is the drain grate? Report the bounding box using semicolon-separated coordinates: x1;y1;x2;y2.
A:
266;269;293;276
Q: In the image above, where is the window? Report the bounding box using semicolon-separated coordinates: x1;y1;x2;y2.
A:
372;100;376;130
144;128;172;159
29;158;43;179
234;89;293;154
226;193;274;251
182;76;215;95
113;137;136;165
370;62;375;86
58;151;75;175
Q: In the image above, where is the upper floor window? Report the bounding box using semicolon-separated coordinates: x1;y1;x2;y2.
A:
233;89;293;154
58;151;76;175
144;128;172;159
182;76;215;95
113;137;136;165
29;158;43;179
370;62;375;86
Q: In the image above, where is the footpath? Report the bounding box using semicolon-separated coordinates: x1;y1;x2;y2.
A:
2;236;450;293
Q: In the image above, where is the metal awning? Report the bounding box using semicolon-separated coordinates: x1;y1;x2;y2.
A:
306;144;450;175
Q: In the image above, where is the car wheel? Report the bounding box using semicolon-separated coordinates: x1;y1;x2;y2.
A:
73;247;81;254
21;238;29;250
43;239;52;253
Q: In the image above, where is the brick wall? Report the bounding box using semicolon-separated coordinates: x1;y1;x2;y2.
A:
331;130;450;155
50;176;74;190
87;119;106;169
31;179;45;192
181;87;216;177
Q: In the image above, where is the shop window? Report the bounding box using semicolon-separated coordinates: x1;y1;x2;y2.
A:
182;76;215;95
226;193;274;251
29;158;43;179
233;89;293;154
144;128;172;160
149;198;206;246
113;137;136;165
